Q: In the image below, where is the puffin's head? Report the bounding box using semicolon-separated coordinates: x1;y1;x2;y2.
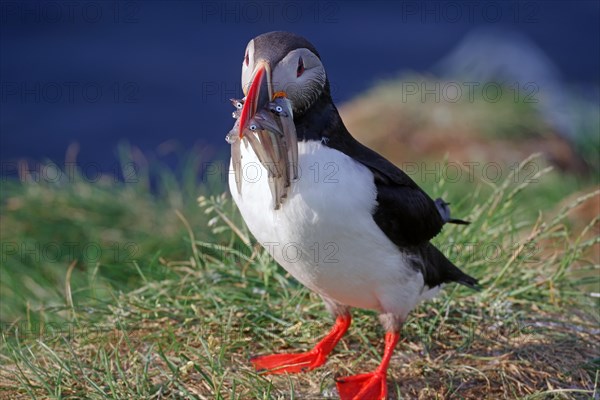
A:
239;31;327;136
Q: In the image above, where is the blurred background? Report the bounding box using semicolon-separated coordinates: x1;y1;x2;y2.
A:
1;0;599;323
1;0;599;177
2;3;599;396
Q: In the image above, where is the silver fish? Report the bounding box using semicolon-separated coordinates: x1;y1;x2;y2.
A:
254;109;284;136
230;98;244;110
262;128;289;205
254;109;289;185
243;121;271;170
268;101;289;118
226;120;243;195
243;130;282;208
226;96;298;209
257;98;298;183
230;98;244;119
231;139;242;195
225;126;239;144
247;118;288;209
270;97;298;181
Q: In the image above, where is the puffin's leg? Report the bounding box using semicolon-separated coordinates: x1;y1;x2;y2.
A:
251;301;350;375
336;314;402;400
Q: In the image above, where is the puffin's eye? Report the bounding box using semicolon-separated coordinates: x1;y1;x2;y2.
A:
297;57;305;77
244;51;249;66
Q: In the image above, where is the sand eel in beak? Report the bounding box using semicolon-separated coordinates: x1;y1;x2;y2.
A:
226;31;478;400
233;96;296;209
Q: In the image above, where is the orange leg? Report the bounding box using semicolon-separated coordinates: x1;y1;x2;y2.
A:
336;331;400;400
250;314;351;374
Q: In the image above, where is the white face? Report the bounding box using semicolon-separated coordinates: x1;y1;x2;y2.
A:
241;40;255;96
241;40;327;115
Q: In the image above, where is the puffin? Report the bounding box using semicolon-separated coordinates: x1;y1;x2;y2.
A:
228;31;478;400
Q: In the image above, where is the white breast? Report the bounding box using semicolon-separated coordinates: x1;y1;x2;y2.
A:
229;140;426;319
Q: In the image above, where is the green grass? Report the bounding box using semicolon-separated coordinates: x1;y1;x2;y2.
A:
1;148;598;398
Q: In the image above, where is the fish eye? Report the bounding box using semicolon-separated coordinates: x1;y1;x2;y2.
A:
275;106;283;113
236;101;243;109
249;123;257;131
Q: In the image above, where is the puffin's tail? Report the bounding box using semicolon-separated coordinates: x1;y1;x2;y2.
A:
435;198;470;225
451;268;480;291
415;243;481;291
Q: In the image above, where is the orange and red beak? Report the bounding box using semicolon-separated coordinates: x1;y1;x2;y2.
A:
239;62;272;138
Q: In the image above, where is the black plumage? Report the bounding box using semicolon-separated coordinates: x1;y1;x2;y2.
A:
292;70;478;290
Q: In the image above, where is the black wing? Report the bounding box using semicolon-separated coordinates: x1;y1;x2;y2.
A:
333;135;445;247
333;136;478;289
294;96;476;288
295;98;467;246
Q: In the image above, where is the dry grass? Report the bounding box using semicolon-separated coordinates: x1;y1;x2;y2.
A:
2;174;598;399
1;77;599;398
1;291;597;399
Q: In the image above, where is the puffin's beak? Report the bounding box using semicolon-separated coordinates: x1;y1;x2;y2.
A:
239;61;272;138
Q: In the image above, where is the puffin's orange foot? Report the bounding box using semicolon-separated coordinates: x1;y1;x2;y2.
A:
250;350;326;374
251;315;351;375
336;371;388;400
